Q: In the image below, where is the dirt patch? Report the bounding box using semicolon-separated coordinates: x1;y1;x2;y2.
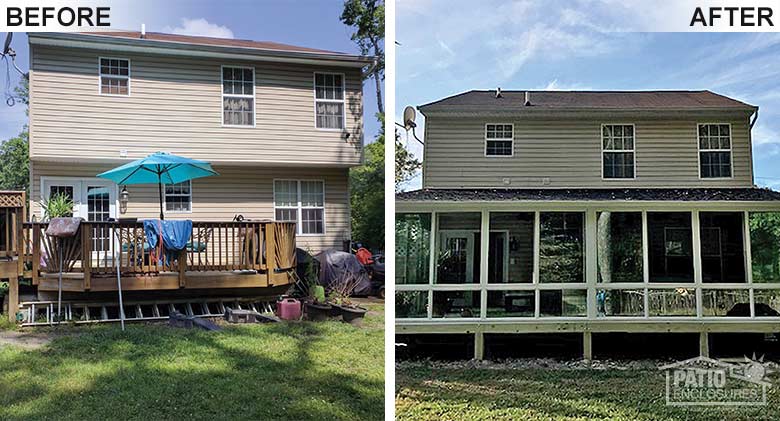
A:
0;330;56;350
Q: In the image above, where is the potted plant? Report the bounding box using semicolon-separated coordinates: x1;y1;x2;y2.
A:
42;192;75;220
298;249;332;321
328;273;368;325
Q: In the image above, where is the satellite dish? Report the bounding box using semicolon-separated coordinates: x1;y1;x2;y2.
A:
403;106;416;130
2;33;12;56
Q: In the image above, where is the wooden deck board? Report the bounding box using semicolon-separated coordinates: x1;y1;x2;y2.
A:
36;271;288;292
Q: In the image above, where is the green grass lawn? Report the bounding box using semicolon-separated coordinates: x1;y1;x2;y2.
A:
0;302;384;421
396;361;780;421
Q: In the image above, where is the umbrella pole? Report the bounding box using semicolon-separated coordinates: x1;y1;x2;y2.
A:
158;173;164;220
116;248;125;331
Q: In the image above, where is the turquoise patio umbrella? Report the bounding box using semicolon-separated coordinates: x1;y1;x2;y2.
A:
97;152;219;220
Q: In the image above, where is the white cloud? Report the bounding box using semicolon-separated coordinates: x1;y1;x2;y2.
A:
163;18;234;39
542;79;593;91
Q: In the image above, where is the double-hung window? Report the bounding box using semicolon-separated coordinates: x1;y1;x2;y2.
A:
314;73;345;130
274;180;325;235
164;181;192;213
485;124;513;156
222;66;255;126
99;57;130;95
698;123;732;178
602;124;635;179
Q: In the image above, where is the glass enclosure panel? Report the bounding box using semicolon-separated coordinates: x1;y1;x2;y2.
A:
539;212;584;283
539;290;587;317
700;212;745;283
436;213;481;284
648;212;693;282
749;212;780;283
432;291;480;318
486;290;535;318
395;213;431;285
396;291;428;318
702;289;750;317
753;289;780;317
597;289;644;317
597;212;643;283
648;288;696;316
488;212;534;283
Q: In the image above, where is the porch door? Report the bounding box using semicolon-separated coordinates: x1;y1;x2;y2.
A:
439;230;477;283
42;179;117;259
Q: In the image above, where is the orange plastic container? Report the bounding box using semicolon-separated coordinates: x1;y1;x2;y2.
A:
276;298;302;320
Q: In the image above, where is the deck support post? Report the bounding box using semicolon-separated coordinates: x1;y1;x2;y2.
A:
81;224;91;290
32;225;40;285
178;249;187;287
474;331;484;361
266;223;276;286
7;276;18;322
583;331;593;362
699;331;710;358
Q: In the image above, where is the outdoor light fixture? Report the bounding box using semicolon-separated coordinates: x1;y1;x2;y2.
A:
119;186;129;214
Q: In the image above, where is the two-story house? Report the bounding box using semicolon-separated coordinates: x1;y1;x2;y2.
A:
396;90;780;360
6;31;371;325
28;31;369;251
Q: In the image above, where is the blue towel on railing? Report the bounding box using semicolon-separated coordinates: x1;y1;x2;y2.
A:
143;220;193;265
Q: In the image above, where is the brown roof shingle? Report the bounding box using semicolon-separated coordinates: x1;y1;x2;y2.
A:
82;31;349;55
397;188;780;202
419;90;757;112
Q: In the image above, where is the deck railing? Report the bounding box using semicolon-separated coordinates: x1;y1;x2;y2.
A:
21;220;297;288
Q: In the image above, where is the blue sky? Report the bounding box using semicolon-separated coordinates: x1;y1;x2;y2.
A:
0;0;380;142
396;0;780;191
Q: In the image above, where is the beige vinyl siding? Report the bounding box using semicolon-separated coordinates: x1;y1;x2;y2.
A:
423;116;754;188
29;45;363;166
31;161;349;252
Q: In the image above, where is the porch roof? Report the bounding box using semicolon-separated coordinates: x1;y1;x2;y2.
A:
396;187;780;202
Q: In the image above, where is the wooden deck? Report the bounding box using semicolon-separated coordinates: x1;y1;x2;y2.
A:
2;201;298;321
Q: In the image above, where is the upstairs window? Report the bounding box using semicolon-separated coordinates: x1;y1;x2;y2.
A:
222;66;255;126
99;57;129;95
315;73;345;130
165;181;192;213
602;124;635;179
698;123;732;178
274;180;325;235
485;124;513;156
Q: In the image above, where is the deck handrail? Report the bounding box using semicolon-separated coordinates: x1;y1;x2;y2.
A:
20;220;297;287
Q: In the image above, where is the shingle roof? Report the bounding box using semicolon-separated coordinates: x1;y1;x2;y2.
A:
397;188;780;202
419;90;757;112
82;31;350;55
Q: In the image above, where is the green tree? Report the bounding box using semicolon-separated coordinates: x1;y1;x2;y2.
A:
341;0;384;113
395;128;421;191
350;114;385;250
0;79;29;192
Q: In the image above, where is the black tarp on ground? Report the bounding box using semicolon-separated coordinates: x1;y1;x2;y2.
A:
315;249;372;295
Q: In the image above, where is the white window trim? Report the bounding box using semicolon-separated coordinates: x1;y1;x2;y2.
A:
273;179;326;236
601;123;636;180
163;180;193;215
313;72;346;131
697;122;734;180
98;56;130;97
221;65;256;128
484;123;514;157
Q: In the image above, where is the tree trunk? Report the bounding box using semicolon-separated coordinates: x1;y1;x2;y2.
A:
372;40;384;114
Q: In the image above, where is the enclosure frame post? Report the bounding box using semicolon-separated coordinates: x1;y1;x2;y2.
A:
699;331;710;358
583;331;593;362
474;331;484;361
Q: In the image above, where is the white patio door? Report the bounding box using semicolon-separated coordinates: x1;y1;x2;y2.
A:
41;178;117;260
